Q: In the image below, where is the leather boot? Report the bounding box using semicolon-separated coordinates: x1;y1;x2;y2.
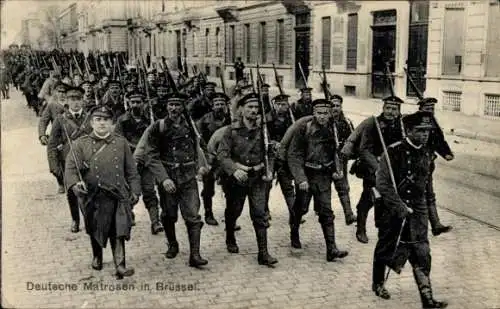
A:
90;237;103;270
131;212;136;226
290;225;302;249
225;221;239;253
321;221;348;261
203;196;219;226
414;267;448;309
58;184;65;194
255;228;278;266
187;222;208;267
111;238;134;279
356;210;369;243
147;206;164;235
68;191;80;233
163;219;179;259
428;202;452;236
339;194;356;225
372;258;390;299
71;220;80;233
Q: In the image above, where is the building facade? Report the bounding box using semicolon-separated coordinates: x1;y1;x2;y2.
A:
59;3;78;51
425;0;500;117
309;0;418;98
20;17;42;49
77;0;128;55
218;1;300;89
72;0;499;118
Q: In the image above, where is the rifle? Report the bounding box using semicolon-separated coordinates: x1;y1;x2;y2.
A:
404;66;445;140
73;54;83;76
62;123;87;192
138;57;155;124
84;57;91;79
255;65;272;181
272;63;295;123
298;62;308;88
218;62;226;95
385;62;406;139
320;65;330;100
319;65;342;179
116;57;125;93
94;54;100;77
373;115;412;285
161;57;210;171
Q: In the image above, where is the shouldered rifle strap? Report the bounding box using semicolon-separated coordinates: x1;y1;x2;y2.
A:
159;118;165;134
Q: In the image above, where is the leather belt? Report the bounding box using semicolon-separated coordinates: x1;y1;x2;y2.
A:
235;162;264;172
305;161;334;170
163;161;196;168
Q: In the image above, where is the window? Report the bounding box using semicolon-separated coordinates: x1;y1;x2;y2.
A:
321;17;331;69
486;2;500;77
276;19;285;65
205;28;210;56
442;8;465;75
345;85;356;96
205;65;211;76
192;30;197;56
484;94;500;118
346;13;358;70
442;91;462;112
244;24;251;63
260;22;267;64
227;25;235;62
215;27;221;56
153;33;157;57
410;0;429;23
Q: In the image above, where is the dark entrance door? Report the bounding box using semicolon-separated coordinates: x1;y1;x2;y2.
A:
175;30;182;70
406;24;428;96
371;25;396;98
371;10;397;98
295;30;310;88
294;12;311;88
406;1;430;97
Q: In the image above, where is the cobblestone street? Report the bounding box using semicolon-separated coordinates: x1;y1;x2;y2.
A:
2;91;500;309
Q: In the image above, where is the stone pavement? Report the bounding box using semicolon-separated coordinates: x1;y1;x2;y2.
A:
2;91;500;309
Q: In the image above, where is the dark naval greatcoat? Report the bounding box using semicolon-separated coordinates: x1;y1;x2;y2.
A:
64;132;141;247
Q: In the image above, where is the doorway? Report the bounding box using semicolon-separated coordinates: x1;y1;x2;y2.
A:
371;10;397;98
294;12;311;88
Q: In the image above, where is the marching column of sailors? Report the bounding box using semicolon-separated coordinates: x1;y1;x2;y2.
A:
2;49;453;308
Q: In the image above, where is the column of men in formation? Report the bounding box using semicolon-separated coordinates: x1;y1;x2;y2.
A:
3;48;452;308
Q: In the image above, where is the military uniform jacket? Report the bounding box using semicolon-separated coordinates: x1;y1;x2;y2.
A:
64;132;141;199
333;112;355;150
269;113;293;146
38;102;65;137
188;95;212;121
196;111;232;145
37;77;57;101
287;118;338;185
217;119;272;177
114;112;150;151
64;132;141;246
142;117;199;185
277;115;313;161
427;116;453;159
374;139;432;269
48;111;92;176
101;92;125;120
358;115;403;179
291;99;313;119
